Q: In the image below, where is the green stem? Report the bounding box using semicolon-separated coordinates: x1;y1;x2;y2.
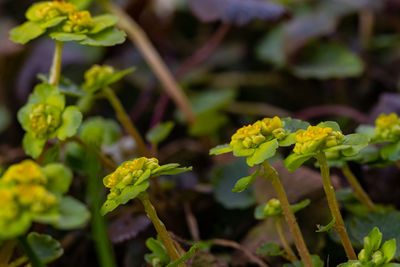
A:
102;87;149;157
262;161;314;267
17;236;45;267
138;192;184;266
341;163;375;212
49;41;63;86
86;152;117;267
315;153;357;260
274;218;299;263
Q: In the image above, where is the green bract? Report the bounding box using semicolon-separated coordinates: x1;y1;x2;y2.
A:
210;117;309;167
18;83;82;158
284;122;369;171
101;157;192;215
0;160;86;240
79;117;121;146
82;64;135;93
339;227;400;267
9;1;126;46
254;198;310;220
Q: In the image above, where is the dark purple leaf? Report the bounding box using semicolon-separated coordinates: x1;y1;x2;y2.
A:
188;0;289;26
108;214;151;243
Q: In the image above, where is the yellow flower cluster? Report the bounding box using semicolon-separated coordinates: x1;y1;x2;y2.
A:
34;1;77;21
83;65;114;91
375;113;400;141
293;126;343;154
230;116;285;150
103;157;160;199
263;198;282;216
0;160;57;222
28;103;62;139
62;11;94;33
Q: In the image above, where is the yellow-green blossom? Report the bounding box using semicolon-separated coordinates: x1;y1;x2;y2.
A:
83;65;115;92
2;159;47;185
30;1;78;22
28;103;62;139
104;157;160;199
293;126;343;154
62;11;94;33
374;113;400;141
263;198;282;217
0;189;19;221
230;116;286;156
16;184;57;213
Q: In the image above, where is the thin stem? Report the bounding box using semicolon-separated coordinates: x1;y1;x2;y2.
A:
341;163;375;212
17;236;45;267
99;1;195;124
0;239;17;266
49;41;63;86
262;161;314;267
138;192;184;266
8;256;27;267
102;87;149;157
274;218;299;263
315;153;357;260
86;152;117;267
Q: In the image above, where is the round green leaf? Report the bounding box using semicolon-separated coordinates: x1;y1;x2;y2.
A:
52;196;90;230
80;28;126;46
283;152;315;172
146;121;175;145
49;32;86;42
90;14;118;34
43;163;73;194
23;133;46;159
246;139;279;167
209;144;233;155
9;21;45;44
27;232;63;263
57;106;82;140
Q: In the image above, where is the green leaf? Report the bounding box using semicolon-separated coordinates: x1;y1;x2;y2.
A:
291;199;311;213
9;21;45;44
107;67;136;85
281;117;310;132
381;239;396;263
232;169;259;193
49;32;86;42
356;125;376;140
23;133;46;158
146;121;175;145
38;16;67;29
212;158;256;209
316;121;342;132
166;244;199;267
29;83;65;109
43;163;73;194
42;143;60;165
0;213;31;240
27;232;63;263
291;41;364;79
283;255;324;267
283;152;315;172
189;111;228;136
381;142;400;161
154;166;192;176
81;27;126;46
57;106;82;140
246;139;279;167
365;227;383;255
80;117;121;146
256;242;285;256
145;237;170;264
278;133;296;147
91;14;118;34
209;144;233;155
52;196;90;230
256;25;285;68
316;217;335;232
101;181;150;215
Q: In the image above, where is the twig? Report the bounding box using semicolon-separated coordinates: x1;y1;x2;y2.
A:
183;202;200;241
211;239;269;267
100;1;195;124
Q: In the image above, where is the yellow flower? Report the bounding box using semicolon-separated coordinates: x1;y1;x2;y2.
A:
83;65;115;92
230;116;286;153
0;189;19;221
35;1;78;21
375;113;400;141
62;11;94;33
103;157;160;191
28;103;62;139
2;160;47;185
16;184;57;213
293;126;343;154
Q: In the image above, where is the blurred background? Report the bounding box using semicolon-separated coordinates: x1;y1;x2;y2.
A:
2;0;400;266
